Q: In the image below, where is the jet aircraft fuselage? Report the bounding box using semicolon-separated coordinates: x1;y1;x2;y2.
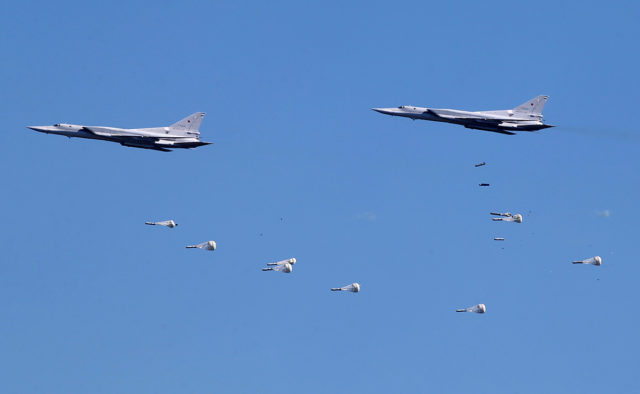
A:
373;96;553;135
27;112;210;151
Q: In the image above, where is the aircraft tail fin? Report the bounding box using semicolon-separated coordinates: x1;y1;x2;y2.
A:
513;95;548;115
169;112;206;135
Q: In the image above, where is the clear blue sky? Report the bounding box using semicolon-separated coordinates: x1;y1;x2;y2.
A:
1;1;639;393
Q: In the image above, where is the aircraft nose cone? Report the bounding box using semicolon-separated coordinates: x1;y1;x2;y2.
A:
372;107;400;116
27;125;54;133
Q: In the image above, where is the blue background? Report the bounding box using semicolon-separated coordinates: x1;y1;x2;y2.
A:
1;1;639;392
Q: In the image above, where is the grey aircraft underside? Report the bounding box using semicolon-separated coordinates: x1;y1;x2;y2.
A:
373;95;553;135
27;112;210;151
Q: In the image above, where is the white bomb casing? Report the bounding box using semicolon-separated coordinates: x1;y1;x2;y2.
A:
263;262;293;273
186;240;217;250
456;303;486;313
572;256;602;266
145;220;177;228
267;258;296;266
331;282;360;292
492;213;523;223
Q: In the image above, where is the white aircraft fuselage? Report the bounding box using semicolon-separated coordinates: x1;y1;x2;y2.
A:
27;112;210;152
373;96;553;135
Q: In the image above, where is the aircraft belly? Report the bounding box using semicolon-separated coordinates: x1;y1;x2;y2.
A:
119;142;172;152
514;124;553;131
117;138;210;151
463;125;516;135
171;141;212;149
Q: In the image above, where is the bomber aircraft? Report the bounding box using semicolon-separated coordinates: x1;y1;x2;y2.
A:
373;96;553;135
27;112;210;151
